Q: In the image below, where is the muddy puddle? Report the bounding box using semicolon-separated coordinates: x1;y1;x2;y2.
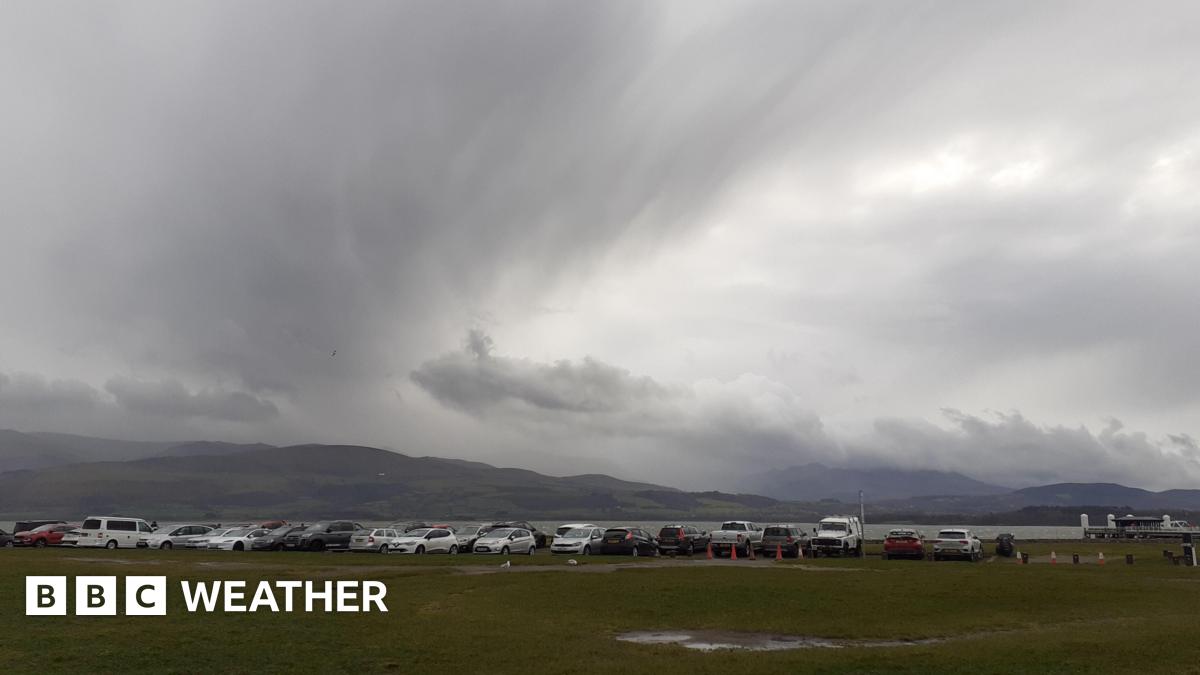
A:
616;630;944;652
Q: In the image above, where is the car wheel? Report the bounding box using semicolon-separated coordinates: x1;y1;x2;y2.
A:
686;543;694;556
34;539;46;548
631;546;639;557
449;545;458;555
274;544;285;551
501;546;510;555
415;545;425;555
161;541;173;550
234;542;244;551
881;552;888;561
106;540;118;549
583;545;591;556
380;545;390;554
528;546;535;556
310;540;325;552
3;540;12;548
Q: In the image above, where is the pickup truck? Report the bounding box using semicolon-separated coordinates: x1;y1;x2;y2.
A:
708;521;763;557
810;515;863;557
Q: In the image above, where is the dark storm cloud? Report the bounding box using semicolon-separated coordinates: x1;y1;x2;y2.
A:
2;2;1200;488
0;372;102;414
104;376;279;423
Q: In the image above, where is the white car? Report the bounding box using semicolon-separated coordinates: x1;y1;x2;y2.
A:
472;527;536;556
350;528;404;553
187;527;242;550
140;524;216;550
932;528;983;561
554;523;599;538
207;527;271;551
550;527;604;555
389;528;458;554
68;516;154;549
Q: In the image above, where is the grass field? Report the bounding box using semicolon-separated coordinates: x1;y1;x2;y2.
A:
3;541;1199;674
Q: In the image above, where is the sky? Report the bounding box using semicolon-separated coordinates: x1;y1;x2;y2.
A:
2;1;1199;490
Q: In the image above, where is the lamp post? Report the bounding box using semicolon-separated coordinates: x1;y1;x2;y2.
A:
859;489;866;559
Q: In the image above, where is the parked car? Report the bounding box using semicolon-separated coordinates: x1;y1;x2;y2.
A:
761;525;808;558
933;528;983;561
550;526;605;555
208;527;271;551
295;520;363;551
881;528;926;560
656;524;710;556
140;523;216;550
555;523;599;538
471;527;537;555
67;516;154;549
384;527;455;554
995;533;1016;557
484;521;548;548
350;527;404;553
252;525;307;551
0;528;14;547
13;523;78;547
453;524;487;552
709;521;763;558
599;527;658;557
15;520;65;533
810;516;863;557
187;527;241;550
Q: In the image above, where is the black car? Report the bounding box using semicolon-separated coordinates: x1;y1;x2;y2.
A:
252;525;307;551
484;521;549;548
293;520;363;551
599;527;658;556
0;528;13;548
995;533;1016;557
656;524;709;556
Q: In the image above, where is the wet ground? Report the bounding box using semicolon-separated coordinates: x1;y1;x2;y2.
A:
616;630;945;651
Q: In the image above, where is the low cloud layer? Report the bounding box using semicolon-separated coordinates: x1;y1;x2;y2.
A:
413;334;1200;489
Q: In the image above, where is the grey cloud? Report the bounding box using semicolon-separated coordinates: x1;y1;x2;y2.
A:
0;372;102;413
105;376;279;423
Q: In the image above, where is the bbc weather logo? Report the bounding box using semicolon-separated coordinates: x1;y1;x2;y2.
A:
26;576;167;616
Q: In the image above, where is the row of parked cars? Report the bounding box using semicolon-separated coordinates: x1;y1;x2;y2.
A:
0;516;1015;561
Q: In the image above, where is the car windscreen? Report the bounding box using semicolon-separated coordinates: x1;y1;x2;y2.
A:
603;529;629;537
819;522;847;532
403;528;431;538
222;528;252;537
763;527;792;536
457;526;481;535
719;522;747;531
484;528;516;539
938;531;967;539
888;530;916;538
561;529;591;538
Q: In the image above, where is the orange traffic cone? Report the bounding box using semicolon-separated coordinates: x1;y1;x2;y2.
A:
706;542;713;560
1050;550;1057;565
1098;552;1105;565
776;544;783;561
730;543;738;560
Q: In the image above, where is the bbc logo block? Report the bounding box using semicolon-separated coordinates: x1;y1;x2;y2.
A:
26;576;167;616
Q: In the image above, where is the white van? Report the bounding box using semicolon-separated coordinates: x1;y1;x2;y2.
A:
71;515;154;549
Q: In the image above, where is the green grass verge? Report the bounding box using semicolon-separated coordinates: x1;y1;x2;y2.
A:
2;542;1199;673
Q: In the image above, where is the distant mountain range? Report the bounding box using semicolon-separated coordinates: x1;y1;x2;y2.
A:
3;429;1200;521
744;462;1011;501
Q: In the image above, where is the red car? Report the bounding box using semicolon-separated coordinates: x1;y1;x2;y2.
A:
881;528;926;560
14;523;79;547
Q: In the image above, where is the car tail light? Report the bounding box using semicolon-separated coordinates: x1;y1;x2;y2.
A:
367;536;375;543
959;540;968;544
625;532;633;540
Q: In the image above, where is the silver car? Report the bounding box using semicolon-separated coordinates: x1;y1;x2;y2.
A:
186;527;241;550
350;528;404;553
472;528;536;556
550;527;604;555
141;524;216;550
